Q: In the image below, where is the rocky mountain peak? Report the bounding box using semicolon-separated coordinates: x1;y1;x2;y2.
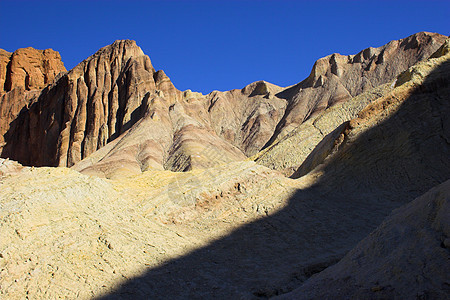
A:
1;32;446;172
430;35;450;58
305;32;445;88
266;31;447;147
241;80;283;97
0;40;179;167
90;39;146;63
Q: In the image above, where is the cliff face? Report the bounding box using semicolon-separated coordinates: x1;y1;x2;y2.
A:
1;40;182;167
71;32;449;176
0;40;255;173
254;32;447;175
0;47;66;95
0;48;66;152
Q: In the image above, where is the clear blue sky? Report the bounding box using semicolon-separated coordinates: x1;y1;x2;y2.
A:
1;0;448;94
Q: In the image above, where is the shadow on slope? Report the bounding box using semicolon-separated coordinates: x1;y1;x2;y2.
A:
98;61;450;299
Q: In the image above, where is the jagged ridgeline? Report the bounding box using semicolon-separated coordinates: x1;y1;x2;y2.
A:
0;33;449;299
0;32;446;177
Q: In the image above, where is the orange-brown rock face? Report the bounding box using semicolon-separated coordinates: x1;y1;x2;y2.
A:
1;40;166;167
0;47;66;95
0;40;248;174
0;47;66;151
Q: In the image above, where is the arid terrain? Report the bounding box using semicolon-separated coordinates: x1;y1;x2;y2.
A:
0;32;449;299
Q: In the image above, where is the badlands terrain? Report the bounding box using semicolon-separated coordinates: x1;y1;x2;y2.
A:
0;32;449;299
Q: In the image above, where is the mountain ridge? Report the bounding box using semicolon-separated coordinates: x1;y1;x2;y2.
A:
0;31;449;299
2;32;445;177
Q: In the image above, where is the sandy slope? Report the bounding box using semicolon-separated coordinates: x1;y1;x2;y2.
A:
278;179;450;299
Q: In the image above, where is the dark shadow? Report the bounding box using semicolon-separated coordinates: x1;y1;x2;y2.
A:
120;92;151;134
1;72;74;167
1;82;64;167
3;58;12;92
96;60;450;299
109;60;149;142
1;103;33;165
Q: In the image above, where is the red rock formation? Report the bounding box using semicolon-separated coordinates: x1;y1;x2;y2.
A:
0;40;245;173
0;47;66;152
0;47;66;95
1;40;165;166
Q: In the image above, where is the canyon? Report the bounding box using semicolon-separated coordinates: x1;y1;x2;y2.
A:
0;32;449;299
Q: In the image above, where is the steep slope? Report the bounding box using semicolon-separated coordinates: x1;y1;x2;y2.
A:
278;179;450;299
73;98;247;178
266;31;446;145
0;41;250;174
203;80;288;156
72;79;286;177
198;32;445;159
253;82;393;175
1;40;168;167
293;41;450;190
254;32;447;175
0;47;66;151
73;32;445;177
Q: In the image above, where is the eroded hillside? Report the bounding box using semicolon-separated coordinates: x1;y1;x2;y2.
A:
0;33;449;299
0;32;446;176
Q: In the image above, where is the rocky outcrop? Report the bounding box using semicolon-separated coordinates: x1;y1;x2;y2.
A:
0;49;12;95
1;41;250;173
266;32;447;145
0;47;66;153
254;82;393;175
0;87;39;150
203;81;287;156
0;158;27;178
0;47;66;95
1;40;180;167
71;78;288;177
78;29;445;177
291;42;450;191
254;32;447;176
73;98;247;178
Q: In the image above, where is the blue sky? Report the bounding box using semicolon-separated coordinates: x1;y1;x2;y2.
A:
0;0;448;93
